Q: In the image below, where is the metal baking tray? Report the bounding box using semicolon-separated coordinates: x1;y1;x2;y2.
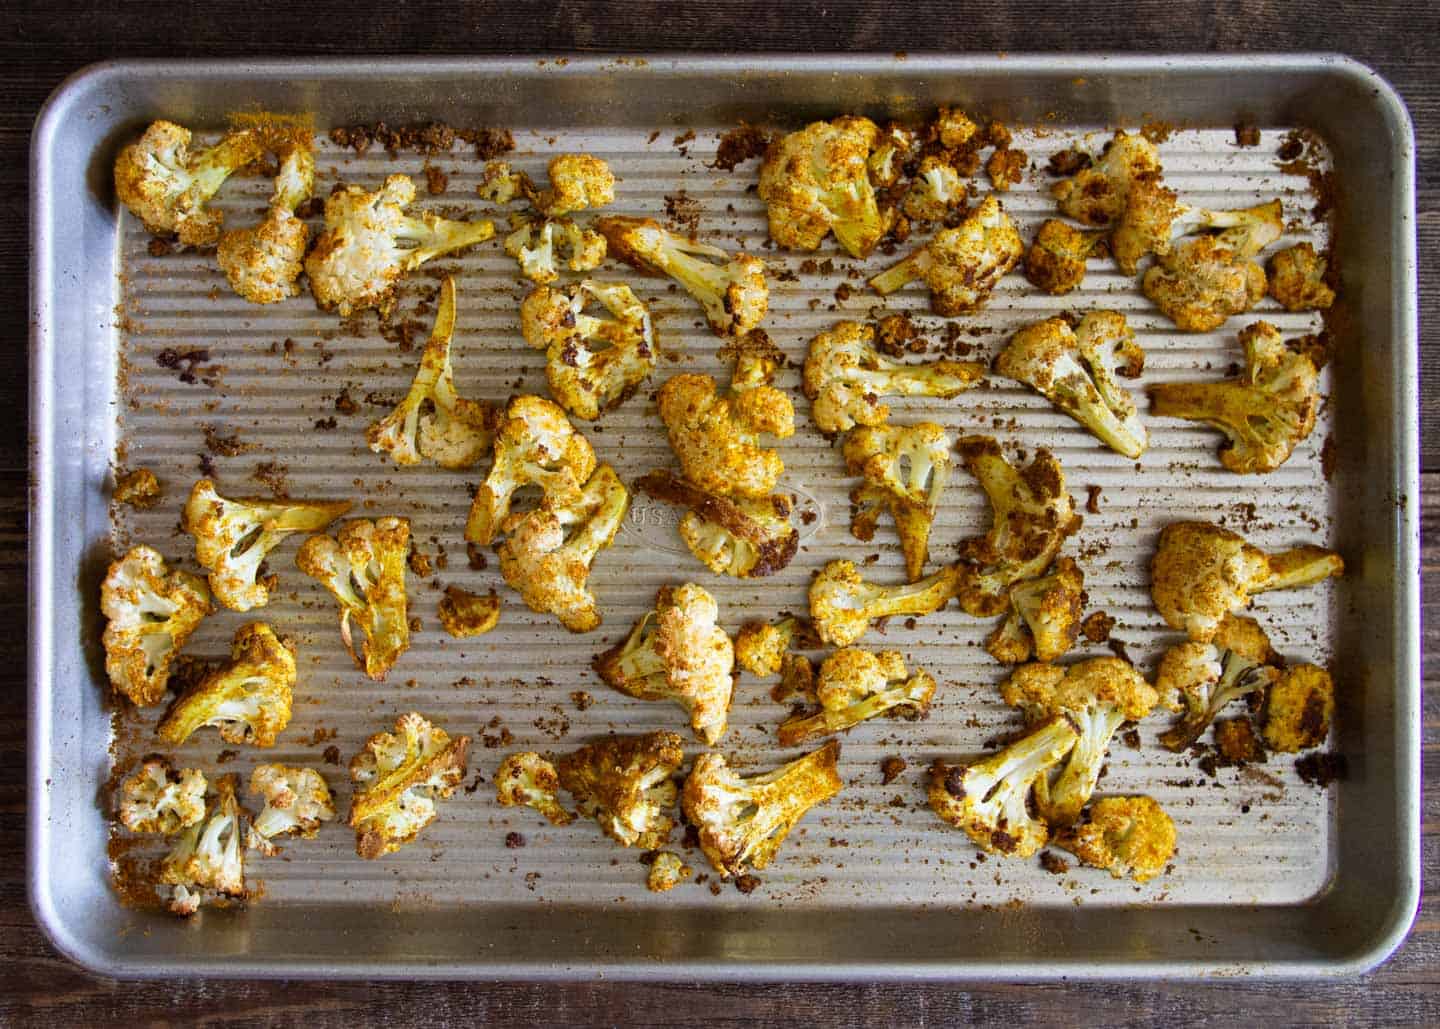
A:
29;54;1419;980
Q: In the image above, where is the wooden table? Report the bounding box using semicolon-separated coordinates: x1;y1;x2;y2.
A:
3;3;1436;1024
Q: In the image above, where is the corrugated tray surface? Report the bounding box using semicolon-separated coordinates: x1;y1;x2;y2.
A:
30;56;1419;979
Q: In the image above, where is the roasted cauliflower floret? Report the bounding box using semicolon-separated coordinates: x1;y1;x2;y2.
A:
114;467;162;509
985;556;1085;664
996;311;1148;458
184;478;351;612
657;335;794;498
901;155;966;222
296;516;411;680
118;757;208;835
758;115;889;258
1114;185;1282;275
520;280;657;419
216;141;315;303
1269;242;1336;311
597;216;769;338
1262;664;1334;753
437;585;501;638
476;160;530;204
348;712;470;859
495;752;574;826
595;583;735;745
1051;130;1162;227
778;648;936;745
953;436;1083;617
245;764;336;855
1023;219;1107;295
635;470;798;579
496;464;629;632
803;320;984;434
809;559;960;647
1052;795;1176;883
734;616;817;677
869;195;1023;315
305;173;495;316
114;120;263;245
1149;321;1321;474
158;774;247;916
1156;612;1281;751
647;852;693;892
1142;233;1268;333
557;731;685;849
1150;521;1343;641
843;421;953;581
504;216;607;284
928;715;1079;858
465;394;597;545
534;154;616;216
100;545;212;707
367;276;496;469
682;741;843;877
158;622;295;747
1001;657;1159;825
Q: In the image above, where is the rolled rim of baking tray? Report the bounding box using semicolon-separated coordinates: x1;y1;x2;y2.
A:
27;52;1420;981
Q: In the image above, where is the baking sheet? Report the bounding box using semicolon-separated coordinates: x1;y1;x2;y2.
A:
30;55;1420;978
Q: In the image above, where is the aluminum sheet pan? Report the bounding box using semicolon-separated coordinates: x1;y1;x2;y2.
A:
29;55;1419;980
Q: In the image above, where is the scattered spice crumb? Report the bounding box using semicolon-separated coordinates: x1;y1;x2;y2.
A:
734;874;761;895
505;832;525;849
1081;611;1115;644
1234;122;1261;148
322;745;341;766
334;389;360;415
1085;484;1103;514
880;755;907;784
252;461;289;497
467;542;489;570
423;163;448;195
114;468;161;508
1296;751;1347;787
1039;851;1070;875
712;123;774;171
408;549;434;577
569;690;594;711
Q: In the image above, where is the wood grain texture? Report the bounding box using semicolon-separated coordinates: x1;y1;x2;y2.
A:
3;1;1436;1024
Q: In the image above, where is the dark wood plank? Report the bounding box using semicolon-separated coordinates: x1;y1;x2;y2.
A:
2;2;1437;1024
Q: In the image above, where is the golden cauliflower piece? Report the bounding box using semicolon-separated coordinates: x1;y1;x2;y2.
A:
534;153;616;216
734;616;818;678
1149;320;1321;474
1023;219;1107;295
438;585;501;638
557;731;686;849
348;712;470;859
296;516;411;680
1262;664;1334;753
1150;520;1343;642
158;622;295;747
1051;130;1162;227
646;851;693;893
598;215;768;338
843;421;953;581
928;715;1079;858
1110;180;1282;276
114;467;162;509
953;436;1083;617
985;556;1085;665
1052;795;1176;883
184;477;351;612
118;757;208;835
996;311;1148;458
367;276;496;469
869;195;1024;315
682;740;843;877
901;154;966;223
1156;612;1281;751
245;764;336;856
803;320;984;434
809;559;960;647
595;583;736;745
100;545;212;706
778;648;936;746
657;332;794;498
465;394;597;546
216;141;315;303
1268;242;1336;311
1001;657;1159;825
305;173;495;317
114;120;262;245
503;216;607;284
496;751;574;826
758;115;891;258
1142;233;1269;333
496;463;629;632
520;280;657;419
866;122;918;188
635;470;798;579
157;774;248;916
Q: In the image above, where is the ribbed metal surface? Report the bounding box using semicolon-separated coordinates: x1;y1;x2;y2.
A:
110;124;1336;912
